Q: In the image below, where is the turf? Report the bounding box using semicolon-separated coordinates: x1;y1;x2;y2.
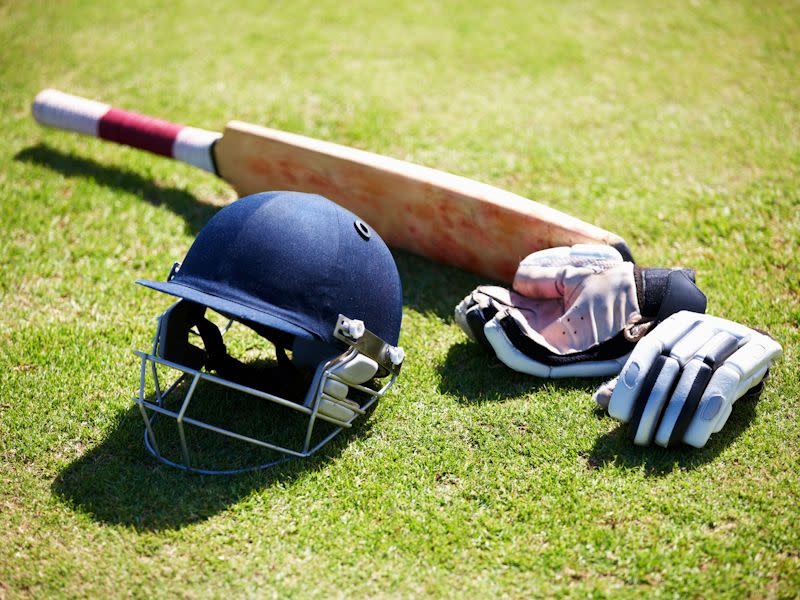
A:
1;0;799;597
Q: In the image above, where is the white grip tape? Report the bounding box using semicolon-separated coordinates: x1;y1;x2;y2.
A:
174;126;222;174
32;89;109;136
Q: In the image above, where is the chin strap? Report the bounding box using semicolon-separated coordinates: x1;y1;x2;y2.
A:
193;316;311;400
157;301;399;404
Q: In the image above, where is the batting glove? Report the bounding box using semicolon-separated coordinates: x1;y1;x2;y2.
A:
594;311;782;448
454;244;707;378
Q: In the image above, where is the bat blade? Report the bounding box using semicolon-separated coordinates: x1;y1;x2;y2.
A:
215;120;630;281
32;89;631;282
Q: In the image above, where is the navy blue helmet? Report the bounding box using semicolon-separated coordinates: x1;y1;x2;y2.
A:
138;191;402;347
133;192;405;474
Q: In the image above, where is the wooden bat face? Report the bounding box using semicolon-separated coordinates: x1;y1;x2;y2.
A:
32;89;630;282
214;121;629;282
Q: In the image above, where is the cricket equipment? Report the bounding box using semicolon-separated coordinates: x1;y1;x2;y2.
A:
32;88;632;282
134;191;405;474
595;311;782;448
455;244;707;378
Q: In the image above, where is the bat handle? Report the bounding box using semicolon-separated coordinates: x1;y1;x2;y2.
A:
32;89;221;174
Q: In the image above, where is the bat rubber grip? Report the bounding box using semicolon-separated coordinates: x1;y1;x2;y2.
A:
32;89;221;174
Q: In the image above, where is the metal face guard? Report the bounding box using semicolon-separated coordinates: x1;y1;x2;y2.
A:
133;312;403;475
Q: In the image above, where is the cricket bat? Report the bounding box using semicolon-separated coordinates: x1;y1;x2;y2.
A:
32;89;631;282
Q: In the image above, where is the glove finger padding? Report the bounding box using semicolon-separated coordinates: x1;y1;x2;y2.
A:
455;244;707;378
596;311;782;448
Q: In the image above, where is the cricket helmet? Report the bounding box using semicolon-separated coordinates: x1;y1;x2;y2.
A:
133;191;405;474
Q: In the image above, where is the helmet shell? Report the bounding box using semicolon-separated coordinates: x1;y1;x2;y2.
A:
138;191;403;346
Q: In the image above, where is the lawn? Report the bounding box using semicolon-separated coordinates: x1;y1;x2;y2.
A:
1;0;798;597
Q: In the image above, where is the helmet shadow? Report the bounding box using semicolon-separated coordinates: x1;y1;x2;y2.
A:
51;385;377;531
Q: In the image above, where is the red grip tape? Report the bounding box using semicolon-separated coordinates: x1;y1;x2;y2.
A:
98;108;184;157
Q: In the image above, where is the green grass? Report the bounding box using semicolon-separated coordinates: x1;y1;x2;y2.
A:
2;0;799;597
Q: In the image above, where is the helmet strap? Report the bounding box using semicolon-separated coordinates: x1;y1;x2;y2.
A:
194;317;310;400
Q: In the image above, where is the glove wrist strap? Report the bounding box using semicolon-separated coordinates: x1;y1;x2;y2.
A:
635;267;707;321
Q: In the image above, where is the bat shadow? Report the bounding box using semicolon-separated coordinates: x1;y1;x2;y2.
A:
51;392;376;532
585;391;761;476
15;144;219;236
16;144;488;321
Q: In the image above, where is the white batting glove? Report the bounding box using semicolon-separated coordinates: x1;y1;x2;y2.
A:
595;311;782;448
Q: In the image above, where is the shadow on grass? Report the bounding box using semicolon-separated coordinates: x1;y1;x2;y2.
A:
586;392;761;476
396;257;604;403
52;392;376;531
437;340;600;402
393;249;486;322
15;144;218;235
440;339;761;475
15;144;487;320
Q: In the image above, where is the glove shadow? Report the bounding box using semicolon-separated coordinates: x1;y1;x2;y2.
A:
437;340;596;403
586;392;761;476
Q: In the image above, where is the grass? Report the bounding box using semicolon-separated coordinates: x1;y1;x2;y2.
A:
1;0;799;597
